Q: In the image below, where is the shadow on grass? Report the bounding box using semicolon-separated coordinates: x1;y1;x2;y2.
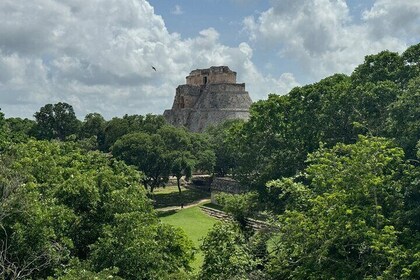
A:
152;188;210;208
156;209;178;218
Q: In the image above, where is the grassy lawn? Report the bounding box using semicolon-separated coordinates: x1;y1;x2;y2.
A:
159;205;217;271
152;185;210;208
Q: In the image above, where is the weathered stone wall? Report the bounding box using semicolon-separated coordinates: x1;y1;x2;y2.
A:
197;84;250;109
172;85;202;109
210;177;247;204
164;66;252;132
186;66;236;85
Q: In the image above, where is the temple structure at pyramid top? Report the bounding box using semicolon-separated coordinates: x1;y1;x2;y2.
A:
163;66;252;132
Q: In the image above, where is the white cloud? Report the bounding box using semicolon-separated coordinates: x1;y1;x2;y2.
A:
244;0;420;81
0;0;294;119
172;4;183;15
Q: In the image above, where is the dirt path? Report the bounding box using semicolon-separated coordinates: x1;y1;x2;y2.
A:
156;198;211;212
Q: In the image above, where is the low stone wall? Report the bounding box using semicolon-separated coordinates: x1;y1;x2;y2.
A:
210;177;247;204
188;175;212;191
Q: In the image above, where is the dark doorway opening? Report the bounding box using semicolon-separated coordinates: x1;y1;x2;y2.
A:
180;96;185;108
203;76;208;84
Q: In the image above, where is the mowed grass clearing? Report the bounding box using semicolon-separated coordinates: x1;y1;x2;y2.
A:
159;204;217;271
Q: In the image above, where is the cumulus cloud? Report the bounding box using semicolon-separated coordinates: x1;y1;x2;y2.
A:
0;0;294;119
244;0;420;81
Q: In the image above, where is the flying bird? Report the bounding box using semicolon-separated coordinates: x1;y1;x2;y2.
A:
152;66;157;71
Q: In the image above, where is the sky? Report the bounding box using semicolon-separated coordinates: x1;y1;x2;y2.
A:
0;0;419;120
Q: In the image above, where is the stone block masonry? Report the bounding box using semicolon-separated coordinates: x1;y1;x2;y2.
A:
163;66;252;132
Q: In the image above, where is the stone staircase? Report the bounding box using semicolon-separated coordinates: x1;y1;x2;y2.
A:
200;206;232;222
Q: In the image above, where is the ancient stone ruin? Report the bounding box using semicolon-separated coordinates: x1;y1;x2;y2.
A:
163;66;252;132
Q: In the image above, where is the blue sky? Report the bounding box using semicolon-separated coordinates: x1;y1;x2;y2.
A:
0;0;419;119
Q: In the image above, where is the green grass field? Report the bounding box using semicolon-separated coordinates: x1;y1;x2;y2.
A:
159;205;217;271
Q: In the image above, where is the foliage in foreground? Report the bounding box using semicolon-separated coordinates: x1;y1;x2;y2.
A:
0;140;194;279
200;222;258;280
267;137;419;279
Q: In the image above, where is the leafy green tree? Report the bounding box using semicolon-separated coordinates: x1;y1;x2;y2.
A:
53;262;122;280
316;74;355;145
79;113;106;149
103;117;131;151
267;137;417;279
111;132;171;192
90;213;194;280
349;81;400;136
102;114;166;151
157;125;191;151
194;149;216;174
351;50;404;86
189;132;216;174
401;42;420;84
0;140;195;279
200;222;257;280
387;77;420;159
225;75;353;196
112;125;213;193
33;102;81;140
170;151;195;194
216;192;258;227
207;120;242;176
5;117;35;143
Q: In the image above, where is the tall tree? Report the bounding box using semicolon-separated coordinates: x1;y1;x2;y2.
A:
170;151;195;194
111;132;171;192
33;102;80;140
79;113;106;150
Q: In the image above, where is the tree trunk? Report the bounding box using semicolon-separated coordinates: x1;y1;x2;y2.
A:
177;176;182;194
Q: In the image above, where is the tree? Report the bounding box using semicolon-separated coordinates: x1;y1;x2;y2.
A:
111;132;171;192
207;120;242;176
79;113;106;149
33;102;81;140
5;117;35;143
90;213;194;280
194;149;216;175
387;77;420;159
351;50;404;86
267;137;417;279
189;132;216;174
0;140;195;279
0;109;7;149
200;222;256;280
102;114;166;151
216;192;258;228
348;81;400;136
170;151;195;194
401;42;420;85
